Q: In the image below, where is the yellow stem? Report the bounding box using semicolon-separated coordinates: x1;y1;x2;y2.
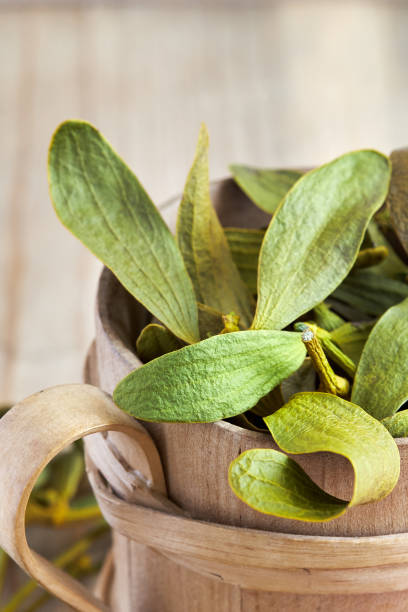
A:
301;328;350;397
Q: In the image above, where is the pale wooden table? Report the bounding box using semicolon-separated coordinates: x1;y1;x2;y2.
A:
1;1;408;608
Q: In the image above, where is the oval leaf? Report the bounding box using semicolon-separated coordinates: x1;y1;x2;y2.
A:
176;125;254;327
49;120;199;344
113;330;306;423
229;392;399;521
229;165;303;214
253;151;391;331
352;297;408;419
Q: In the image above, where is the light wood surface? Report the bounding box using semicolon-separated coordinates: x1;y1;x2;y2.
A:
2;1;408;405
0;383;168;610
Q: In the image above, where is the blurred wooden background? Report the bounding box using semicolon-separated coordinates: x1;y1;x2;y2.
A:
1;1;408;609
2;1;408;405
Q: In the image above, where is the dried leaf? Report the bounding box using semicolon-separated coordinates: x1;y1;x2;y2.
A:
113;330;306;423
176;125;253;326
49;121;199;344
225;227;264;294
229;393;399;521
253;151;391;331
230;164;302;214
352;298;408;419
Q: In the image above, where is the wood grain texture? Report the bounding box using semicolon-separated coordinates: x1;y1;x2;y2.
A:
0;383;168;610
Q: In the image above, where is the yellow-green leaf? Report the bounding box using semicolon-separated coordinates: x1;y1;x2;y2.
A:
113;330;306;423
253;151;391;331
329;321;373;365
229;393;399;521
382;412;408;438
176;125;253;326
352;298;408;419
49;120;199;344
136;323;184;363
229;165;302;214
332;269;408;317
367;221;408;280
225;227;264;294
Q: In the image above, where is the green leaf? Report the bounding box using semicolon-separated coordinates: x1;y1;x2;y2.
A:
313;302;344;332
113;330;306;423
387;148;408;255
229;165;303;214
136;324;184;363
352;298;408;419
253;151;391;331
367;221;408;279
382;412;408;438
176;125;254;326
332;269;408;317
330;321;373;365
229;393;400;521
225;228;264;294
49;120;199;344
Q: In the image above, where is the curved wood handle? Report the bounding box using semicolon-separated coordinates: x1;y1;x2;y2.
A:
0;384;166;611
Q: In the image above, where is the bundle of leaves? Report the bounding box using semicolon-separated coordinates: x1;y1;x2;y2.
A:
49;121;408;522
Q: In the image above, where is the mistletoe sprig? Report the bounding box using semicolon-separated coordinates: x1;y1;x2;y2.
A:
49;120;408;521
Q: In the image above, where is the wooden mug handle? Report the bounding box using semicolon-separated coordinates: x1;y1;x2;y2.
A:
0;384;166;611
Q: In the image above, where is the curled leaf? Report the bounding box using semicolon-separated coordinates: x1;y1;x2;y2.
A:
352;298;408;419
113;330;306;423
49;121;199;344
229;393;400;521
253;151;391;331
229;165;302;214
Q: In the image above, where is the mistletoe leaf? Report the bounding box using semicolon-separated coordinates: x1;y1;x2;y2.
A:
49;121;199;344
330;321;373;365
176;125;253;326
230;165;302;214
382;412;408;438
352;298;408;419
229;392;399;521
332;269;408;317
113;330;306;423
253;151;391;331
225;228;264;294
367;221;408;279
136;324;184;363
